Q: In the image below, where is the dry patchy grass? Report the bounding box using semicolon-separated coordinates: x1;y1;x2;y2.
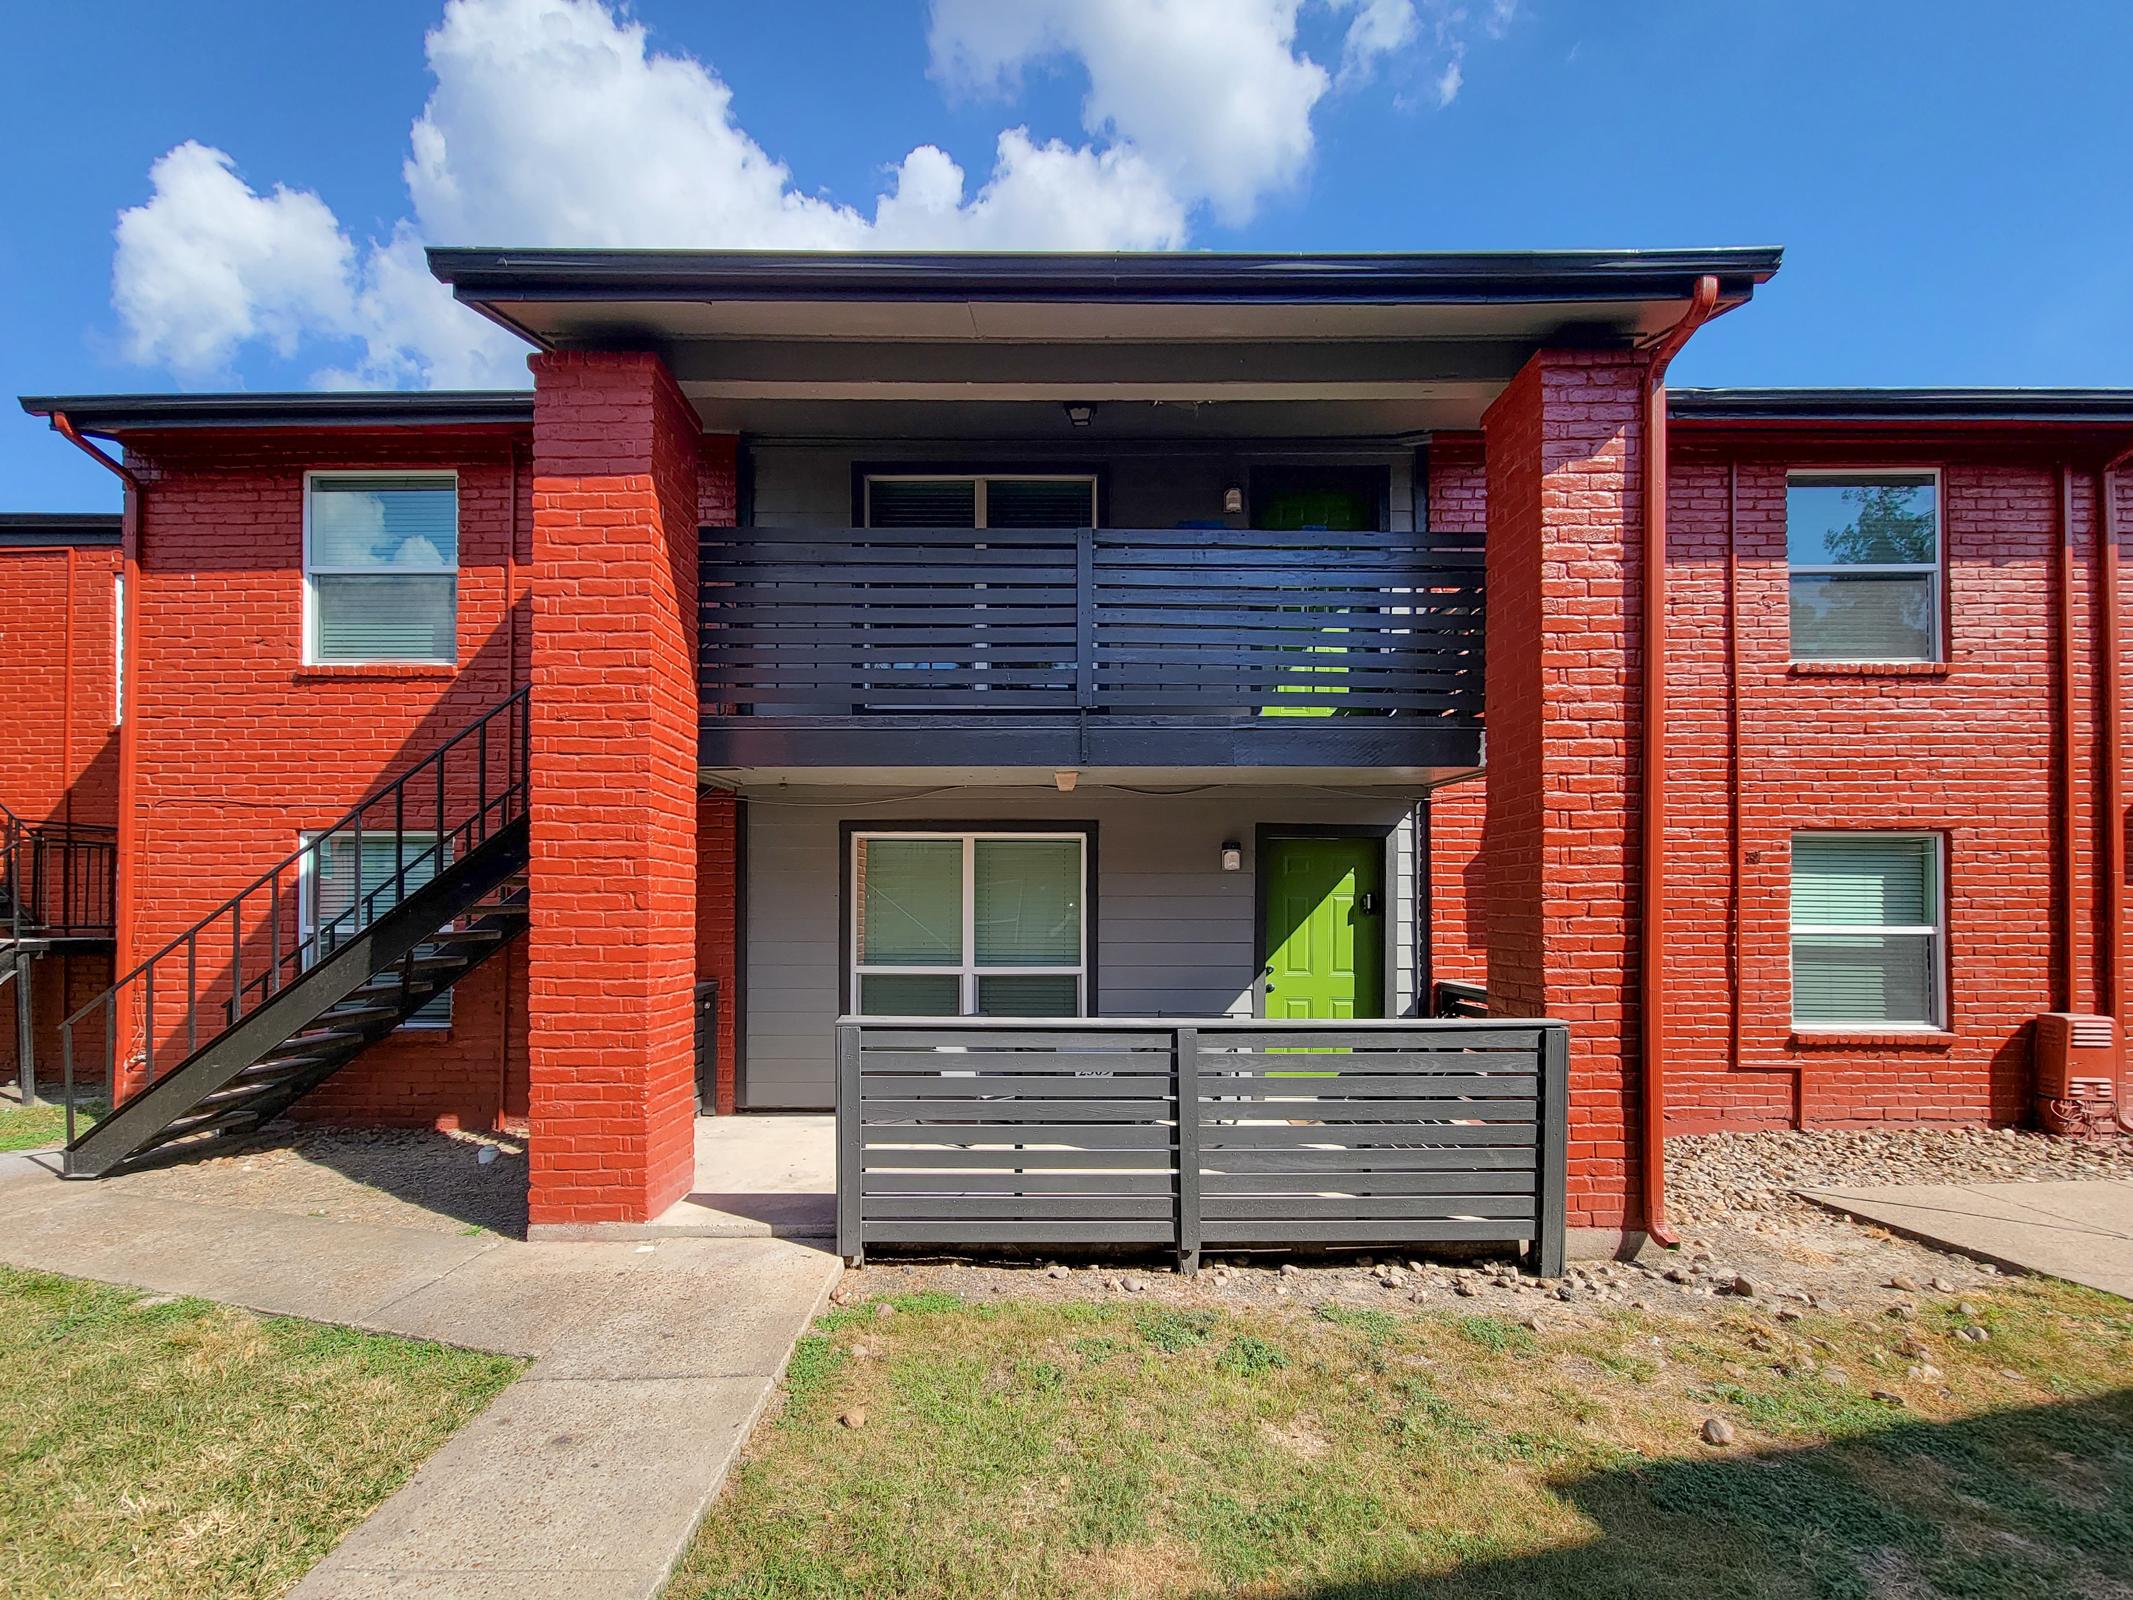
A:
0;1265;521;1599
0;1098;100;1153
670;1280;2133;1599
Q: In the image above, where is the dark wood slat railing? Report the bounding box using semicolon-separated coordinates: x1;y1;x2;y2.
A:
701;525;1483;726
836;1015;1566;1275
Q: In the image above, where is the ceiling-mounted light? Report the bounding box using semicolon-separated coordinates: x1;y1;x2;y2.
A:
1064;403;1096;428
1223;486;1244;515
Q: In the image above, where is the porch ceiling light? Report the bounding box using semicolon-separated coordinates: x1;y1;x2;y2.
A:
1063;403;1096;428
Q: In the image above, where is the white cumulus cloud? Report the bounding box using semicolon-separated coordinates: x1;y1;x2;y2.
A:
110;0;1505;388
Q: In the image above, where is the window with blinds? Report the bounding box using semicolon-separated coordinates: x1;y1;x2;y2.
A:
851;832;1087;1017
1790;833;1942;1027
306;832;453;1026
864;476;1097;529
306;473;458;663
1787;471;1940;662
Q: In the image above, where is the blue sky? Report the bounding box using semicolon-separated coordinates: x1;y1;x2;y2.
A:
6;0;2130;512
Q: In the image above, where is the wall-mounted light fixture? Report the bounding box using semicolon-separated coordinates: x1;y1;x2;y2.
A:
1219;839;1243;872
1064;403;1096;428
1222;486;1244;515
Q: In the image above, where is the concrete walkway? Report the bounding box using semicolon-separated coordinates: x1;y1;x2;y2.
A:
1800;1178;2133;1299
0;1149;841;1600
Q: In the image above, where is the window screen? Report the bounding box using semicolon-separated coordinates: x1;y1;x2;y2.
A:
309;832;453;1025
307;474;458;663
1790;833;1941;1027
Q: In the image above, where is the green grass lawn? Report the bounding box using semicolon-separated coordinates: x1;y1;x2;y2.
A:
0;1098;102;1152
0;1265;521;1600
671;1280;2133;1600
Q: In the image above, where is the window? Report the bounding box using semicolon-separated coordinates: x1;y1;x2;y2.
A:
303;831;452;1026
864;475;1097;529
1787;471;1940;662
305;473;458;663
1790;833;1942;1029
851;831;1087;1016
112;572;124;725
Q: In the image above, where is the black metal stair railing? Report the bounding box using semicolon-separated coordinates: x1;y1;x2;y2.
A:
58;686;530;1145
2;802;118;941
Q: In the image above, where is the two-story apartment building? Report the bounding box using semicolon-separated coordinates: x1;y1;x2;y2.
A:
14;246;2131;1253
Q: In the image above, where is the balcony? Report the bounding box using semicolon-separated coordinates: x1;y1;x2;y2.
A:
698;524;1484;770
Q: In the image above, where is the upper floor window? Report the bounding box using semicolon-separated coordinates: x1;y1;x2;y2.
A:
864;475;1097;529
1786;470;1940;662
1790;831;1943;1029
305;473;458;664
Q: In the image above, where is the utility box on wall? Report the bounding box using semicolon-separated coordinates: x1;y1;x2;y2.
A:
2033;1013;2118;1135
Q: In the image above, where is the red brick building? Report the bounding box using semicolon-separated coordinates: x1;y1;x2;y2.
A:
14;247;2131;1253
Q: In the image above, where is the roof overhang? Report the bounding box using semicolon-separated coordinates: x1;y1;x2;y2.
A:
429;247;1781;436
18;392;533;438
0;512;122;547
1672;388;2133;425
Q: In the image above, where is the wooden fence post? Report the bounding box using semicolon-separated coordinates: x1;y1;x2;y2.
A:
836;1020;863;1267
1174;1025;1201;1276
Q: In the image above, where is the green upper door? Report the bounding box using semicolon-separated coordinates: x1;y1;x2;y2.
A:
1260;835;1385;1020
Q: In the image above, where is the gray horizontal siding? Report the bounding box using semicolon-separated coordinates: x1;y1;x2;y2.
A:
743;787;1417;1110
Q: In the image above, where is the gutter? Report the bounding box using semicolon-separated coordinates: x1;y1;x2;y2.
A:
2102;439;2133;1133
1634;276;1722;1249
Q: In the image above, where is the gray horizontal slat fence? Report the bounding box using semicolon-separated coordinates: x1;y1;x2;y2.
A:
837;1016;1566;1275
702;526;1483;724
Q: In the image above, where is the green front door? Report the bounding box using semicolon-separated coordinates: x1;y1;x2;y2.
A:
1260;835;1385;1020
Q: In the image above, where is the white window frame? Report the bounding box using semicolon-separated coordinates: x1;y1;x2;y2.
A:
302;470;460;666
849;830;1089;1016
862;474;1098;529
1785;467;1943;663
112;571;124;726
1789;830;1946;1031
298;828;454;1029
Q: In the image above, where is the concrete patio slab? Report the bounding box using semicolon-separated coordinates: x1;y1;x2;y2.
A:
541;1113;835;1242
0;1146;840;1600
1799;1178;2133;1299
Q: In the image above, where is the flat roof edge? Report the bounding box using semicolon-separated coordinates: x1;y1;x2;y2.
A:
0;512;123;547
427;245;1784;305
1672;387;2133;424
19;392;534;434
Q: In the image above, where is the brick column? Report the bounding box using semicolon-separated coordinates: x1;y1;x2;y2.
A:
1482;350;1649;1241
526;351;701;1227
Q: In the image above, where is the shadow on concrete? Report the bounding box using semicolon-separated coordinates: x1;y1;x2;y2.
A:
1267;1391;2133;1599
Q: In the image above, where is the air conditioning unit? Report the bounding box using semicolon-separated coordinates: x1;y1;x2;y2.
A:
2033;1013;2118;1136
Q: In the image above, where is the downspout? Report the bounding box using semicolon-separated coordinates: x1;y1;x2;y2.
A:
47;413;144;1088
1636;275;1721;1249
2058;468;2082;1015
2100;440;2133;1133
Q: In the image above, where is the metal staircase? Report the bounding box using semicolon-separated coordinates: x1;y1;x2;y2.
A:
57;688;529;1177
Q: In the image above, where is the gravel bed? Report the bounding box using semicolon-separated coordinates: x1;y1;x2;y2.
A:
99;1124;528;1237
847;1127;2133;1324
1668;1125;2133;1226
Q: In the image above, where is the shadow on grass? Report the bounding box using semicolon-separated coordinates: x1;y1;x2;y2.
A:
1280;1390;2133;1600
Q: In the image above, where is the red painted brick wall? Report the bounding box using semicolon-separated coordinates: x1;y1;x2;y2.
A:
1432;418;2132;1144
115;427;534;1125
0;541;122;827
525;352;703;1226
1482;351;1650;1232
1663;438;2124;1133
0;539;122;1088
